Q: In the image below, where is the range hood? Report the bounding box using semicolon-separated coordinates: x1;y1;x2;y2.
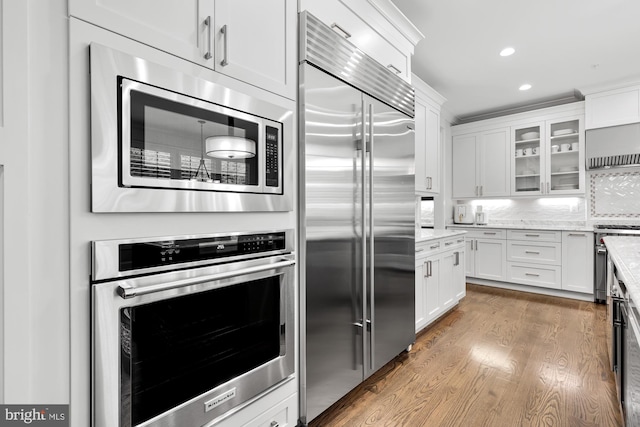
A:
586;122;640;169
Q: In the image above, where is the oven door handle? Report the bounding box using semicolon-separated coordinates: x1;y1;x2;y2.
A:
117;258;295;299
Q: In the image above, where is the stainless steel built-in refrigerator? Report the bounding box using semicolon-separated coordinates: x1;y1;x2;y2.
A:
299;12;416;424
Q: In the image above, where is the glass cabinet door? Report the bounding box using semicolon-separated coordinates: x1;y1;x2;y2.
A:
512;123;544;195
546;118;582;193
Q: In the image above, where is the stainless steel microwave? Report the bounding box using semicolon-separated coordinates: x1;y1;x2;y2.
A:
90;43;293;212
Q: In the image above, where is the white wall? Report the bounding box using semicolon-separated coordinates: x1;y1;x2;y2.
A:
0;0;70;403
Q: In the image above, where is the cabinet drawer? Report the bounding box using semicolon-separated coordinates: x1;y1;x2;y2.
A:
507;263;561;290
442;236;465;251
507;241;561;265
507;229;561;242
300;0;410;82
416;240;444;259
464;228;506;240
242;393;297;427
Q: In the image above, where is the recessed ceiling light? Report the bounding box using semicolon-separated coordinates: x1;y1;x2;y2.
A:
500;47;515;57
519;84;532;91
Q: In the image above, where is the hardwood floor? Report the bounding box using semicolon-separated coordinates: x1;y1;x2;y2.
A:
309;284;623;427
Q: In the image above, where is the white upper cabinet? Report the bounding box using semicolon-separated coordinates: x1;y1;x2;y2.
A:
511;115;585;196
585;85;640;129
414;76;446;195
299;0;423;84
69;0;212;66
213;0;296;98
452;127;510;198
69;0;297;99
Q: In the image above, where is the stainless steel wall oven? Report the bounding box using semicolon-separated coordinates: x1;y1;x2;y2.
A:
91;230;295;427
90;43;293;212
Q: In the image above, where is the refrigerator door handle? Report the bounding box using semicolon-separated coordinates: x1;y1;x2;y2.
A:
360;97;368;373
367;102;375;373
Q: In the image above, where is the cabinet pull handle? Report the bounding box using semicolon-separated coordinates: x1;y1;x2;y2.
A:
457;239;464;243
454;251;460;266
525;234;540;237
220;24;229;66
428;260;432;277
387;64;402;74
525;272;540;277
270;421;280;427
416;248;425;253
445;241;454;246
475;185;478;196
423;261;429;277
525;251;541;255
540;181;544;194
204;16;213;60
480;185;483;196
568;233;584;237
330;22;351;38
547;182;550;193
425;177;429;188
430;244;439;249
484;232;497;235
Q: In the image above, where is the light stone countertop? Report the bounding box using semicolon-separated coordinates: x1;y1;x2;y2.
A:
416;228;467;243
603;236;640;307
446;222;593;232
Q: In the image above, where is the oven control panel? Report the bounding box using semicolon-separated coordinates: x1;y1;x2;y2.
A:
118;232;286;272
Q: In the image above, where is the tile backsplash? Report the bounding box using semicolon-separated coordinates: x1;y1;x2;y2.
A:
589;169;640;220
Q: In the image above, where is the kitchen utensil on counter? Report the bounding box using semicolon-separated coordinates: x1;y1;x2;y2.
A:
454;204;474;224
475;205;487;224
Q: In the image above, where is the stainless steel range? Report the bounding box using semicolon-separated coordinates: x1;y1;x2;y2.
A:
594;224;640;303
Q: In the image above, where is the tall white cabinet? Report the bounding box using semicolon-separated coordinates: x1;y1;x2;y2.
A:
414;76;446;195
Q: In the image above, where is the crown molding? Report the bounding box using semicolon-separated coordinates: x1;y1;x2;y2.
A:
367;0;425;46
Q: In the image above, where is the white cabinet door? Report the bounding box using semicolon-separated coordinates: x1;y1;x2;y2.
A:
454;249;466;300
479;128;510;197
69;0;214;67
561;231;594;294
440;250;457;311
464;238;475;276
425;256;441;322
415;258;427;332
475;238;507;281
415;95;441;194
452;134;478;198
214;0;296;99
586;86;640;129
545;116;584;195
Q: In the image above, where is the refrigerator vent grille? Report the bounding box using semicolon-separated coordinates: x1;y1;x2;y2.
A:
300;11;415;118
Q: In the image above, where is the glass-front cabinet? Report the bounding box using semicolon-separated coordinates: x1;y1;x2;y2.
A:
512;122;544;194
511;115;584;196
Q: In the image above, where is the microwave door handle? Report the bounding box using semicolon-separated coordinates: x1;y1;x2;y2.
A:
117;258;295;299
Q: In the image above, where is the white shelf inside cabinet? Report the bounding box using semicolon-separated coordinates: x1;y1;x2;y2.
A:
516;173;541;178
550;171;579;176
516;154;540;159
515;138;540;144
550;132;579;140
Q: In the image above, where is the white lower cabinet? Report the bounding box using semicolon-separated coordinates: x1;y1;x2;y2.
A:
242;392;297;427
561;231;594;294
416;236;465;332
453;227;595;298
465;229;507;281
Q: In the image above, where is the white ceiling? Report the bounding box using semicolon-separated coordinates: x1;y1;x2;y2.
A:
390;0;640;123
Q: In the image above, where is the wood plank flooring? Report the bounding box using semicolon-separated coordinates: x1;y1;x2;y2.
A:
309;284;623;427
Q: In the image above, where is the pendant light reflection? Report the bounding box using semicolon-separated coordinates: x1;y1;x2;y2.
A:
206;135;256;159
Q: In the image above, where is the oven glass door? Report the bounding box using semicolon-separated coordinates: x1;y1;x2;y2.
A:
122;276;281;426
92;257;294;427
121;78;282;194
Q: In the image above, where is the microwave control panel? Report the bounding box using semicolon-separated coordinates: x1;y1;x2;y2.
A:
265;126;280;188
